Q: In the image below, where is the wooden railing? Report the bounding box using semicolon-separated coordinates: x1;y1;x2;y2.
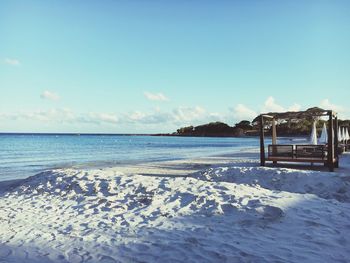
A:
295;145;327;159
268;144;294;158
268;144;327;159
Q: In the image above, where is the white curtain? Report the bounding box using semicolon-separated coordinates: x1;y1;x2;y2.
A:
345;128;350;143
319;123;328;144
310;121;318;145
338;127;343;142
272;119;277;145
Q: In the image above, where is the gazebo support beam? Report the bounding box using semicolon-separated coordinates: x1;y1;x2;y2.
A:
259;115;265;166
335;117;339;168
328;111;334;172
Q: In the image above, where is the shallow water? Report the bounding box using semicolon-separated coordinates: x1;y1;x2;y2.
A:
0;134;265;181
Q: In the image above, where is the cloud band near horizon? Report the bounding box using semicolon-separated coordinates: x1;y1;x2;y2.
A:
0;96;348;133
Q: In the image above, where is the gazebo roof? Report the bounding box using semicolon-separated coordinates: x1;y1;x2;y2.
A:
253;107;335;122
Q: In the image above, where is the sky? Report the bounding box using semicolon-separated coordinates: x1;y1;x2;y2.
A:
1;0;350;133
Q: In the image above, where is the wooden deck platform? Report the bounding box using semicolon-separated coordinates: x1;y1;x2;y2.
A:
266;156;330;164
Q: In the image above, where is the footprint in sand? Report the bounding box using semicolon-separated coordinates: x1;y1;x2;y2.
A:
255;205;284;221
239;197;251;206
0;245;12;258
100;255;119;263
179;193;196;207
67;252;83;263
213;185;229;191
220;203;237;214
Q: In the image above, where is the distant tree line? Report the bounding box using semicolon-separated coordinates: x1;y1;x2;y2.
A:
174;121;252;137
168;107;350;137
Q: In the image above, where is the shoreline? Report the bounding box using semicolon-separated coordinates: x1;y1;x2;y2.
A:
0;137;261;182
0;132;310;139
0;148;259;186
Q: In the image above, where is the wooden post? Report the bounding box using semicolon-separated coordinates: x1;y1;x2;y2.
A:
335;116;339;168
328;111;334;172
272;118;277;164
260;115;266;166
272;119;277;145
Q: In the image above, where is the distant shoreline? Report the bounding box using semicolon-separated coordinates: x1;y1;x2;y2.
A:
0;132;308;138
0;132;256;138
0;133;152;136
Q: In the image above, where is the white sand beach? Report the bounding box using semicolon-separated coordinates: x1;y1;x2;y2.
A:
1;150;350;263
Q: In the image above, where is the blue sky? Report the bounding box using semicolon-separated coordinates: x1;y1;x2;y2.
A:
1;0;349;133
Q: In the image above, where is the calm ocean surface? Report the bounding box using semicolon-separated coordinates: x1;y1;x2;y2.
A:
0;134;263;181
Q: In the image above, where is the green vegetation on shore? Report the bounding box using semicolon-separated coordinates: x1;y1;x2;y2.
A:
156;107;350;137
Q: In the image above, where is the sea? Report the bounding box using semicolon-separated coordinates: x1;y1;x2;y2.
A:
0;134;287;181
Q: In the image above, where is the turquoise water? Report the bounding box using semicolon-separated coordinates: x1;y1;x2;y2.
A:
0;134;260;181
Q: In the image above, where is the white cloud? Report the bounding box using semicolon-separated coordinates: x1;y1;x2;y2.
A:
123;106;216;125
261;96;302;114
0;112;17;120
86;113;118;124
99;113;118;124
41;90;60;101
320;99;344;113
232;104;257;121
20;108;75;123
1;108;120;125
262;96;285;112
208;112;224;121
4;58;20;66
127;111;146;121
144;92;169;101
124;110;172;124
288;103;302;112
172;106;206;123
0;107;235;130
319;99;349;119
8;98;336;132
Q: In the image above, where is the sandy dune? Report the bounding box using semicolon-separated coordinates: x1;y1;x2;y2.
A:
0;152;350;262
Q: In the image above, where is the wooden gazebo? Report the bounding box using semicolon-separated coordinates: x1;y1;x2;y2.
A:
258;108;339;172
